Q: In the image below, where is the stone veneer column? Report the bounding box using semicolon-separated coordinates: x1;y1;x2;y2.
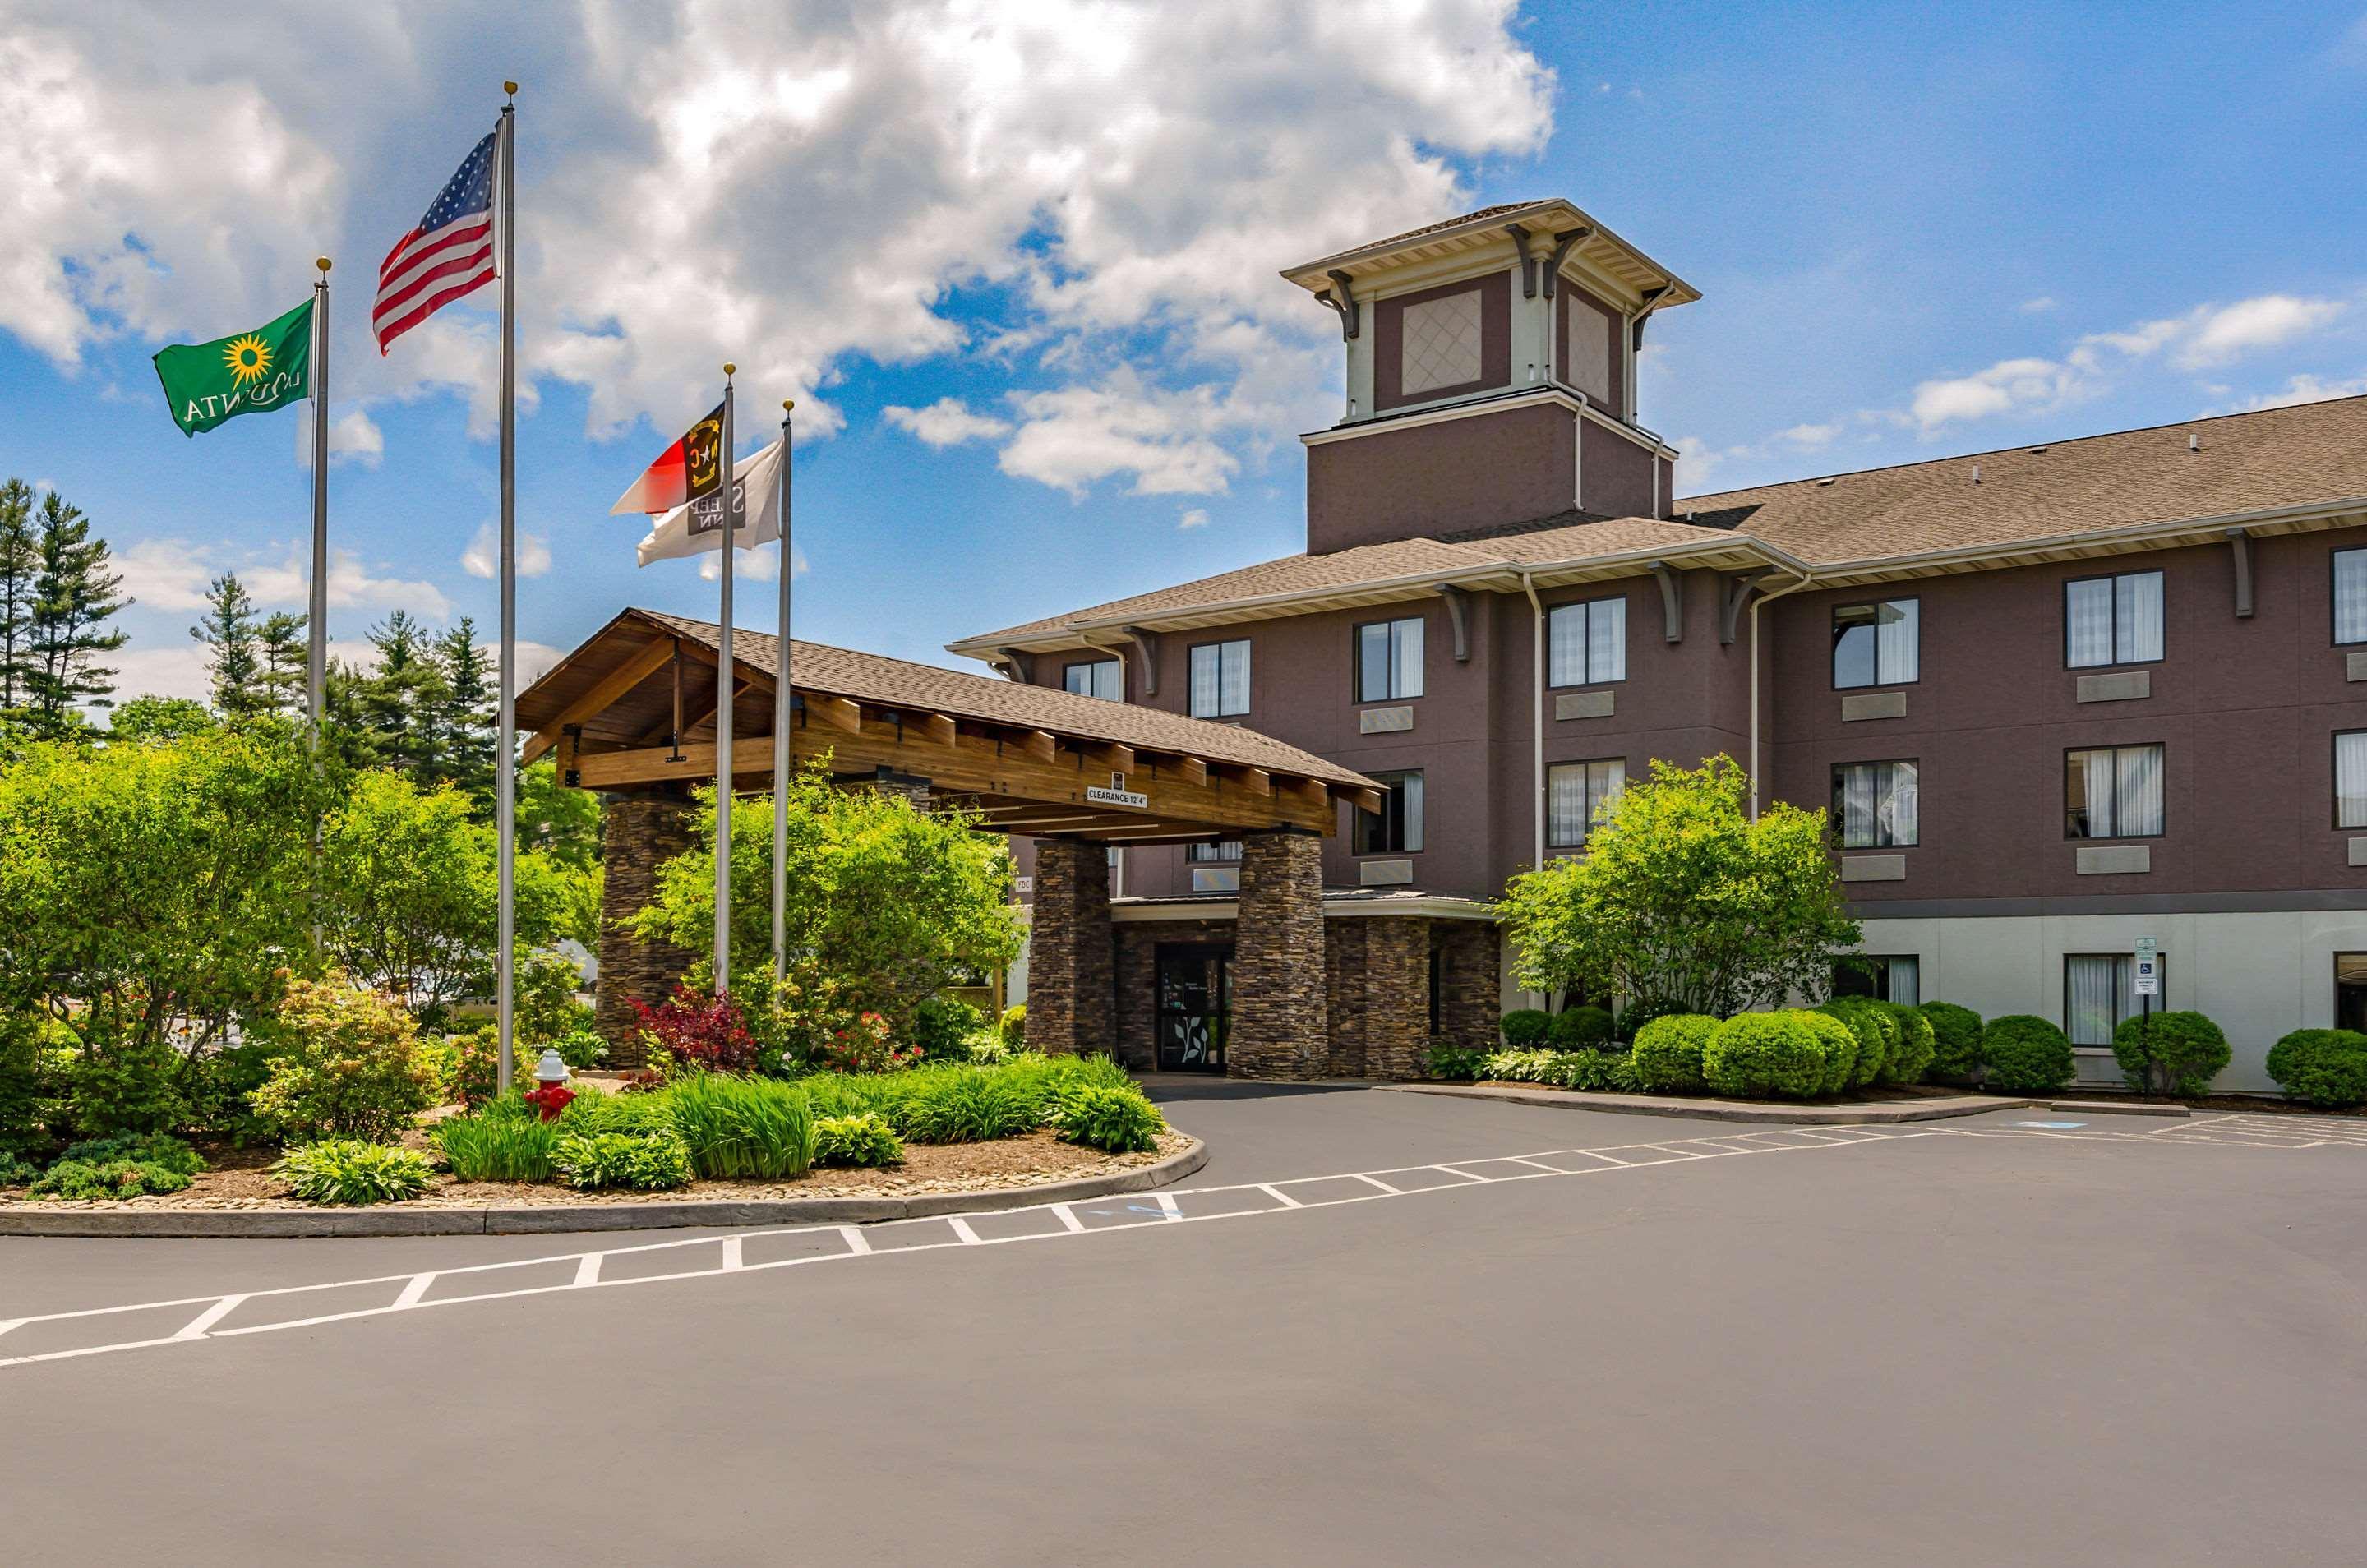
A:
595;794;700;1068
1026;837;1113;1056
1230;830;1329;1081
1362;917;1432;1080
1437;922;1503;1052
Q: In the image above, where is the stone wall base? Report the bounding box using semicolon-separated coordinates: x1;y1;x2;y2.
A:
595;793;701;1068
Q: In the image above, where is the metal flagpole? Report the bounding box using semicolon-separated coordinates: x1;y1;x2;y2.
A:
773;399;793;980
496;82;519;1095
307;258;330;737
714;365;736;998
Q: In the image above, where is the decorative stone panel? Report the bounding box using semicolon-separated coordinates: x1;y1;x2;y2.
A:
1433;921;1501;1054
1323;920;1369;1079
2075;670;2151;703
1359;858;1415;887
2349;837;2367;868
1189;866;1240;892
1840;690;1907;722
594;794;700;1068
1026;837;1114;1056
1230;831;1328;1081
2075;844;2152;875
1839;854;1907;882
1362;918;1432;1081
1358;704;1414;735
1555;689;1614;722
2347;651;2367;682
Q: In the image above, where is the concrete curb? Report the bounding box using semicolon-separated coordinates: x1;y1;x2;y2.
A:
0;1137;1208;1240
2049;1099;2191;1118
1382;1083;2039;1125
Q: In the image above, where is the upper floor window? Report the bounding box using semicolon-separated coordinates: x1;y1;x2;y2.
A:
1548;596;1626;687
1356;616;1424;702
2065;570;2163;668
1831;599;1919;689
1832;760;1919;848
1547;758;1625;849
1188;639;1250;718
1355;770;1424;855
1063;658;1120;702
1834;955;1920;1005
1186;839;1242;864
2338;731;2367;830
2066;744;2164;838
2336;548;2367;646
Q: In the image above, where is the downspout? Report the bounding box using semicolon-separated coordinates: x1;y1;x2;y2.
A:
1746;563;1816;820
1520;570;1548;1009
1570;391;1587;511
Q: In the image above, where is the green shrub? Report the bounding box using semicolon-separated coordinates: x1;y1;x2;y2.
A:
554;1130;691;1191
0;1152;35;1187
436;1113;560;1183
2264;1028;2367;1109
1047;1084;1166;1153
1613;998;1676;1044
0;1012;62;1158
1479;1049;1635;1092
898;1066;1042;1143
1628;1013;1718;1094
2111;1010;2230;1097
965;1032;1013;1066
279;1139;434;1206
1548;1007;1614;1049
30;1156;196;1200
249;973;440;1142
999;1004;1026;1049
1702;1012;1828;1100
813;1112;905;1167
1499;1009;1550;1047
1424;1044;1487;1081
1813;1002;1881;1091
1877;1002;1937;1084
548;1029;608;1071
560;1086;677;1137
1797;1009;1860;1095
1920;1002;1985;1083
664;1072;815;1179
515;950;594;1048
1982;1015;2077;1093
65;1032;188;1137
55;1132;205;1178
910;996;987;1062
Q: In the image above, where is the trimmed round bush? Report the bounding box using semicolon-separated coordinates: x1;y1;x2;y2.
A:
1703;1012;1827;1100
1613;998;1674;1044
999;1004;1026;1049
1548;1006;1614;1049
1048;1084;1167;1154
1816;1000;1886;1090
910;996;987;1062
813;1111;905;1167
1628;1014;1718;1095
1500;1008;1551;1047
1797;1009;1859;1095
1877;1002;1937;1084
2264;1029;2367;1109
1982;1015;2077;1093
1920;1002;1985;1083
2111;1010;2230;1097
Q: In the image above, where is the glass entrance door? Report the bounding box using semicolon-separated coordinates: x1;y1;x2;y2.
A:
1155;944;1230;1073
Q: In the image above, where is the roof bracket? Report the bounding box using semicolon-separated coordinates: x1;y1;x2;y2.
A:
1437;584;1472;662
1632;285;1671;353
1719;570;1771;645
1123;625;1161;695
1539;227;1590;298
1504;223;1535;297
2226;528;2254;618
1316;269;1360;340
1649;560;1684;643
989;648;1034;684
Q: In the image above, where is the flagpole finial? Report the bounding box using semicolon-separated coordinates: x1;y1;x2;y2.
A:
724;362;736;379
316;256;331;274
505;80;519;96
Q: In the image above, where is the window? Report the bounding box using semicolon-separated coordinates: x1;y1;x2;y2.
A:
1834;956;1920;1005
1547;597;1626;687
2338;952;2367;1035
2066;953;2158;1047
1063;658;1120;702
1185;840;1241;863
1832;760;1919;848
2066;745;2164;838
2338;549;2367;645
2339;731;2367;829
1188;640;1250;718
1831;599;1919;688
1547;759;1626;848
2065;570;2163;668
1356;616;1425;702
1355;770;1424;855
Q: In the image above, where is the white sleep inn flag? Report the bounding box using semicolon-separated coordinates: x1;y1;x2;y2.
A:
635;436;784;567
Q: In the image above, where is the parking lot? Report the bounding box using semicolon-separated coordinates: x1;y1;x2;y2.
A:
6;1084;2365;1565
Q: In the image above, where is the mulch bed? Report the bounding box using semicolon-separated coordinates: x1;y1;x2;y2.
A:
0;1128;1194;1212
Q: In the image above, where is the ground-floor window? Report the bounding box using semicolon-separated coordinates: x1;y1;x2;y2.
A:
2338;952;2367;1035
1834;954;1919;1004
2065;953;2157;1046
1185;839;1241;862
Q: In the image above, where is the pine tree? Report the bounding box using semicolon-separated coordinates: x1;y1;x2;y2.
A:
26;490;129;732
362;610;450;785
191;572;267;717
434;617;496;801
258;611;309;717
0;477;36;716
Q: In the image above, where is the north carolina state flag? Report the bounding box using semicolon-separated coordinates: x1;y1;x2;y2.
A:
609;402;726;514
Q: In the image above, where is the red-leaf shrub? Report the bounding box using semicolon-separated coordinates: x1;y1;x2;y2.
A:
813;1012;920;1076
632;985;761;1075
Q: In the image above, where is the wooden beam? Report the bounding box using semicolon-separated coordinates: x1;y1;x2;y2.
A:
1170;755;1208;787
813;694;861;733
1020;730;1059;763
1085;741;1135;777
922;713;959;747
639;674;755;749
1349;786;1385;815
521;636;675;763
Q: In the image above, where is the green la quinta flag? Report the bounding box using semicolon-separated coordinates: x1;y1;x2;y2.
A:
152;298;314;436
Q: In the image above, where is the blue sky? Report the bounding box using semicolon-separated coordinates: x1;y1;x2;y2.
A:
3;2;2364;702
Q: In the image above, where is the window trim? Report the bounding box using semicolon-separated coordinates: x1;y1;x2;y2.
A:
2337;729;2367;831
2063;741;2167;841
1353;615;1427;704
1545;756;1626;851
1544;593;1630;691
1829;597;1922;691
1354;768;1425;856
1185;638;1252;719
2334;546;2367;648
1829;758;1922;849
2062;568;2166;671
1061;657;1122;702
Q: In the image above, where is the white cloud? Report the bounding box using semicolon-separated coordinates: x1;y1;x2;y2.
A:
1775;422;1839;450
115;634;563;708
291;408;385;470
2019;297;2057;313
882;398;1013;447
694;542;806;583
113;537;219;613
244;546;451;620
997;376;1248;496
2237;371;2367;411
460;520;553;580
1177;507;1210;530
2170;295;2345;369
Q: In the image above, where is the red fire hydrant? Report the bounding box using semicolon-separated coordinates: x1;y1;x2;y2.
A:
524;1049;575;1122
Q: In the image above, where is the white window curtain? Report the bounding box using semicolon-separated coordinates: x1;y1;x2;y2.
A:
2338;731;2367;829
1217;640;1249;716
2117;572;2164;663
2338;551;2367;645
2066;956;2121;1045
1548;759;1625;848
2066;579;2115;667
1836;761;1917;848
1885;957;1921;1007
1878;600;1919;684
1548;604;1585;687
1188;644;1218;717
2081;748;2118;836
2116;744;2163;837
1399;771;1425;853
1588;597;1626;684
1064;660;1119;701
1393;617;1424;700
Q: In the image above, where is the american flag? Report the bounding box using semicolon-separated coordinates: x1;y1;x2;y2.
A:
374;130;498;354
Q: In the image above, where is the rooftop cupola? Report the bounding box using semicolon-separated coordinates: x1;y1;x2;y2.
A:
1280;200;1699;551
